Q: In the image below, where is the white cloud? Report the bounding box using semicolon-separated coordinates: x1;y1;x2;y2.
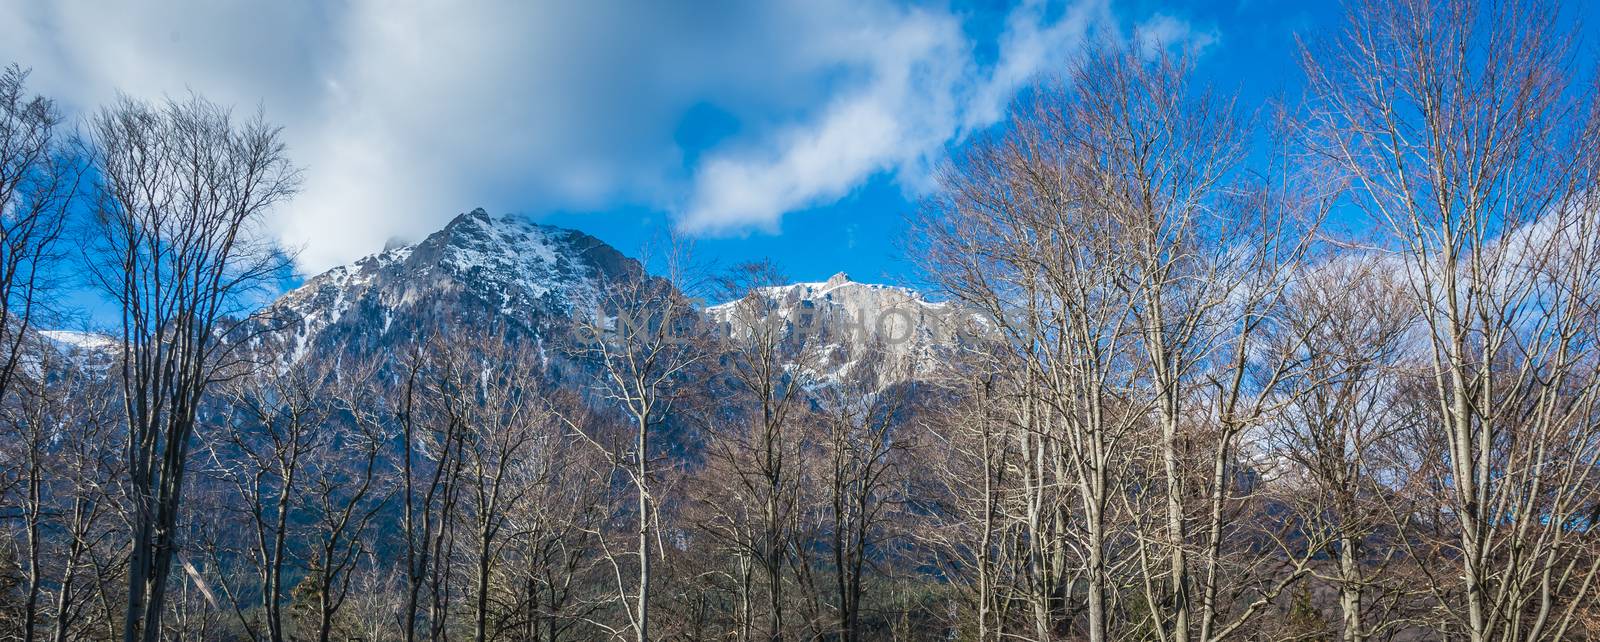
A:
1134;13;1221;58
680;0;1113;233
965;0;1110;134
681;4;966;233
1;0;1207;273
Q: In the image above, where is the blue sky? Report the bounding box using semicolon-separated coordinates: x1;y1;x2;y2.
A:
2;0;1348;299
551;0;1342;289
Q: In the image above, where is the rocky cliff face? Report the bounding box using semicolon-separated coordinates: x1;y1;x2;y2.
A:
706;271;974;391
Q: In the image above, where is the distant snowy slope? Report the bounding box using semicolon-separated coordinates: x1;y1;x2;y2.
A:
40;330;118;353
707;272;976;390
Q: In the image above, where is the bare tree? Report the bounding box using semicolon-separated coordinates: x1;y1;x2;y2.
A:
0;72;82;637
392;334;470;642
0;64;79;404
1059;44;1333;642
813;369;912;642
919;369;1020;642
499;389;609;642
696;260;818;642
1269;257;1419;642
917;38;1338;641
425;329;558;642
196;360;332;642
88;93;298;642
15;4;1600;639
919;77;1149;640
1304;0;1600;639
295;358;393;642
0;336;119;642
564;244;703;642
1060;46;1246;642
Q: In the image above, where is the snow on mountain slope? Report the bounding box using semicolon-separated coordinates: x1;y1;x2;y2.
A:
26;330;119;377
270;208;972;391
40;330;118;353
707;272;976;389
265;208;641;366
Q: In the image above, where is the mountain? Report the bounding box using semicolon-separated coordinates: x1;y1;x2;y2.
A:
706;271;973;391
263;208;643;369
48;209;966;393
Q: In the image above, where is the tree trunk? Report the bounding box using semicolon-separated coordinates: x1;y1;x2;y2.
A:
637;414;651;642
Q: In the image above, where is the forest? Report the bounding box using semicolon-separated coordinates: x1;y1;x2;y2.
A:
3;0;1600;640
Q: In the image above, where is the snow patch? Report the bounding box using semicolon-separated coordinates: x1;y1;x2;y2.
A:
40;330;117;352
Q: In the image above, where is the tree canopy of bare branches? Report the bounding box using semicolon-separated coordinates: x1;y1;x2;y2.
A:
88;93;298;642
7;2;1600;640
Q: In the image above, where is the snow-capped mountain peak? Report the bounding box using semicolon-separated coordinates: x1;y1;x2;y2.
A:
264;208;641;364
708;272;973;390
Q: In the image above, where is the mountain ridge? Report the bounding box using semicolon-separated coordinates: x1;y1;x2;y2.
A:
46;208;965;390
